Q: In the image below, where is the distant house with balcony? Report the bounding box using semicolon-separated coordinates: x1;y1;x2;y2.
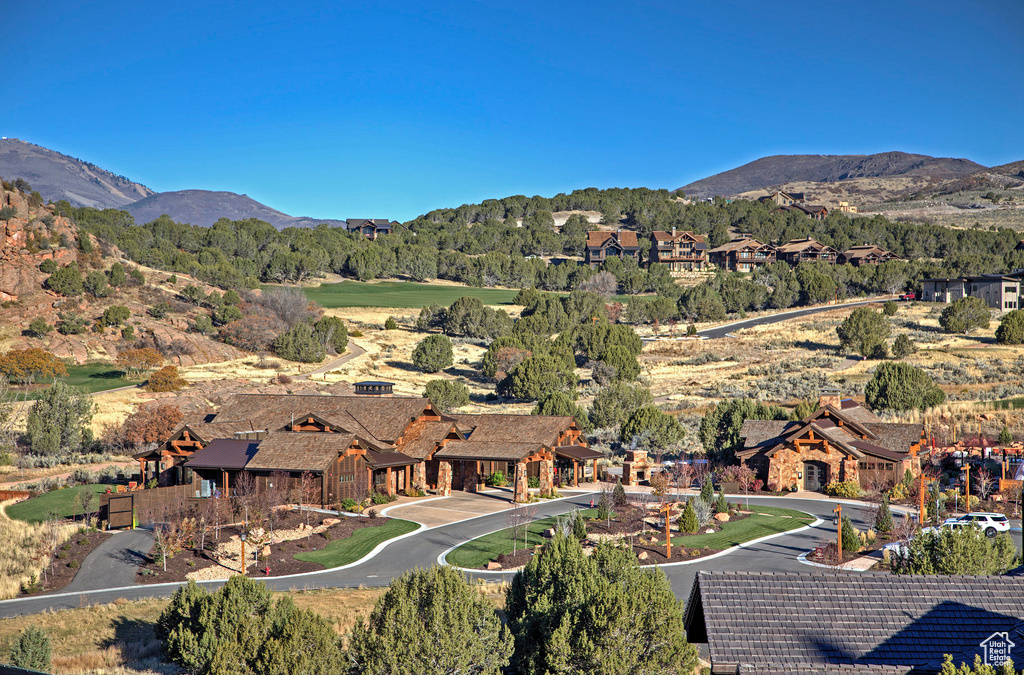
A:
585;229;640;267
774;237;838;264
839;245;898;266
708;237;775;272
923;274;1021;310
649;229;709;271
346;219;397;239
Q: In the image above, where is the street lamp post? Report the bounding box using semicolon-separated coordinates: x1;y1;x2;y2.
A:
833;505;842;562
661;502;673;560
239;531;247;576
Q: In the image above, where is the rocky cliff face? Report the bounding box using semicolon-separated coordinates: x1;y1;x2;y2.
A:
0;187;79;303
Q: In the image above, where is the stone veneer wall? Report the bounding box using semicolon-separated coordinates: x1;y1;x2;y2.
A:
769;444;854;490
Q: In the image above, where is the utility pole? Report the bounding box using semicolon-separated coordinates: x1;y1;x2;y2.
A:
919;470;926;525
834;505;842;561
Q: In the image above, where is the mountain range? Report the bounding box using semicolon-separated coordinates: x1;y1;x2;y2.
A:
678;151;987;199
0;138;1017;227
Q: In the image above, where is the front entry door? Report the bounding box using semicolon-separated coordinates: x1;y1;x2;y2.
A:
803;461;829;492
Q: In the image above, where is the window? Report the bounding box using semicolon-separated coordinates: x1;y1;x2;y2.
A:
885;463;893;471
859;462;867;469
868;463;876;470
339;474;354;483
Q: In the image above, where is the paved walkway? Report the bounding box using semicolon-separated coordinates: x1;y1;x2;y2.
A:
60;528;154;593
698;297;897;339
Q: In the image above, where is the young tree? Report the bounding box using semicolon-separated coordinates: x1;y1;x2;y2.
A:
874;493;895;533
107;262;127;287
25;380;94;456
939;297;990;334
892;334;916;359
679;499;698;533
865;362;945;412
836;307;891;358
975;467;996;501
300;471;319;527
505;534;698;675
347;566;512;675
996;310;1024;345
841;516;860;556
423;379;470;413
44;263;84;296
999;426;1013;447
9;626;51;671
411;334;454;373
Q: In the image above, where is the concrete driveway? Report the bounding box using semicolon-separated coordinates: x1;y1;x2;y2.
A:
383;490;519;527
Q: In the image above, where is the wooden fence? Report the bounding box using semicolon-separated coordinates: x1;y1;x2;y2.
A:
0;489;31;502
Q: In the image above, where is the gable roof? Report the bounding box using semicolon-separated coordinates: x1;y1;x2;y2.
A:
685;571;1024;674
244;431;356;472
398;419;463;460
451;413;578;446
652;230;706;244
708;237;771;254
586;230;640;250
776;237;834;254
211;394;435;443
433;440;545;461
185;439;260;470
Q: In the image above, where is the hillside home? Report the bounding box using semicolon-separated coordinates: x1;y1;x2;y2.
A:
346;218;396;239
585;229;640;267
141;389;595;505
685;570;1024;674
922;273;1022;310
736;391;925;491
707;237;776;272
1017;239;1024;252
839;244;898;266
649;229;709;271
761;190;805;206
774;237;838;264
835;201;858;213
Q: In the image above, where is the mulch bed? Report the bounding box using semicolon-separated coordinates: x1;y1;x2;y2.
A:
22;529;112;596
135;510;387;584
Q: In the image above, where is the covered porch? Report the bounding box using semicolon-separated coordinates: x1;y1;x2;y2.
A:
554;445;604;487
431;441;556;503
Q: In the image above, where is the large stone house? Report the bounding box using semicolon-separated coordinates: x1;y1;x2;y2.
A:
585;229;640;267
736;392;925;491
649;229;709;271
707;237;776;272
138;389;598;505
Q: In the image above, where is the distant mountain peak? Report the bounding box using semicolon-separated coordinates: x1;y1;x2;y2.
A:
679;151;987;198
125;189;347;229
0;138;154;208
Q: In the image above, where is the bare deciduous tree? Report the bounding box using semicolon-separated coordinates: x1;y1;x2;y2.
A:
975;467;996;502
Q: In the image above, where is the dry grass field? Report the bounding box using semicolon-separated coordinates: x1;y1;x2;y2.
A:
0;582;509;675
0;500;79;600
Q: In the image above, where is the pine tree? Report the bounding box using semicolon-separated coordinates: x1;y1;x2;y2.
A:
348;566;511;675
842;516;860;555
700;476;715;504
9;626;51;671
679;500;699;534
612;480;627;507
716;491;728;514
875;493;895;533
999;426;1013;447
505;534;698;675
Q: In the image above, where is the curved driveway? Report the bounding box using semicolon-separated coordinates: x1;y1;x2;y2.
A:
0;493;883;618
699;297;896;339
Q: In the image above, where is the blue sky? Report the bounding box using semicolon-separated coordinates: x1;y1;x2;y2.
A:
2;0;1022;221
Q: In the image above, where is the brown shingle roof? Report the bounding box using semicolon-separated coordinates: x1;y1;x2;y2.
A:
708;237;770;254
652;230;706;244
738;420;798;452
864;423;924;453
399;419;462;460
364;449;417;468
586;230;639;250
554;445;604;461
452;413;577;446
838;399;882;423
211;394;433;442
433;440;544;461
685;570;1024;674
245;431;355;472
776;237;830;253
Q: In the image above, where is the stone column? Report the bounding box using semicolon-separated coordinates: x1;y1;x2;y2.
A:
539;458;553;493
386;467;394;495
465;462;479;493
437;460;452;497
622;461;634;486
413;462;427;491
513;462;529;503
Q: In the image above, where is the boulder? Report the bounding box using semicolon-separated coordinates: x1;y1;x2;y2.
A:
714;512;730;522
638;551;648;560
322;518;340;526
543;528;556;538
705;528;715;534
260;545;271;557
485;561;502;570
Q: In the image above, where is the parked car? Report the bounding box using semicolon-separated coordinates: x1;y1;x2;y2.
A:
899;292;917;301
883;520;984;556
943;512;1010;537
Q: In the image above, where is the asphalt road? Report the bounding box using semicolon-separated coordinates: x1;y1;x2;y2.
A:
0;494;897;618
698;297;897;339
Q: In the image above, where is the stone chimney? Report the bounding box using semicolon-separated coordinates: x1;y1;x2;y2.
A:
818;387;842;410
671;226;676;235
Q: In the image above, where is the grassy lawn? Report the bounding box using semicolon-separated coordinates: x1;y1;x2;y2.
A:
15;364;141;400
6;484;110;524
298;281;524;308
671;505;814;549
447;505;814;568
293;518;419;567
446;508;598;569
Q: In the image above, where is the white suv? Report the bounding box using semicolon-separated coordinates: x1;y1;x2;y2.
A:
943;512;1011;537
